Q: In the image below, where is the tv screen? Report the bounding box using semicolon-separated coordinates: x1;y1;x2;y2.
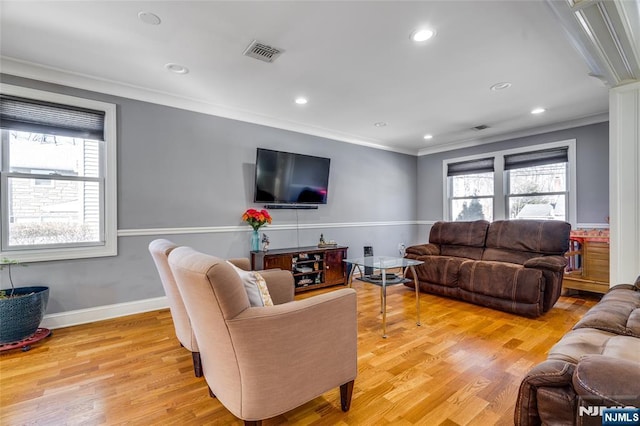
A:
254;148;330;204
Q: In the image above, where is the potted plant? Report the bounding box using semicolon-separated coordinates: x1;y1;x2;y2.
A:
0;258;50;347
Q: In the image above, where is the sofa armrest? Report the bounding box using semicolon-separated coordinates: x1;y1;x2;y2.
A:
515;360;576;426
573;355;640;406
406;243;440;256
228;258;251;271
521;359;576;388
524;255;567;272
609;283;639;292
259;269;295;304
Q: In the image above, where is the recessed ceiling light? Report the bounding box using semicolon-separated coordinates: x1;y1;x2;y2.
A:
423;134;433;140
531;107;546;114
374;122;387;127
411;29;436;42
295;97;308;105
165;63;189;74
138;11;161;25
490;82;512;91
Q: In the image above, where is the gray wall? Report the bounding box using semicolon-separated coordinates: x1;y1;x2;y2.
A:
417;122;610;232
1;74;609;316
1;74;418;313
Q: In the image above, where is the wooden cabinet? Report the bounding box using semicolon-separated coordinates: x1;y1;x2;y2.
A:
564;234;609;294
583;241;609;283
251;246;348;293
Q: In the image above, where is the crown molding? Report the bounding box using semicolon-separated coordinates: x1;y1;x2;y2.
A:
0;56;613;159
0;57;418;156
417;112;608;156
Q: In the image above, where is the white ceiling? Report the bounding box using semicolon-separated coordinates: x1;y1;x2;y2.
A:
0;1;613;155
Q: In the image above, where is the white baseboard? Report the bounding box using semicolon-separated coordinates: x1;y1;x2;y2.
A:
41;296;169;330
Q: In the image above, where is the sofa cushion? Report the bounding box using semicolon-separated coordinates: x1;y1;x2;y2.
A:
484;220;570;255
412;256;470;287
548;328;640;363
572;355;640;407
440;245;485;260
572;286;640;338
482;248;540;265
429;220;489;260
458;260;543;304
429;220;490;246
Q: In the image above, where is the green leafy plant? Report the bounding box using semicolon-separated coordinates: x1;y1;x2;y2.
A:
0;257;27;299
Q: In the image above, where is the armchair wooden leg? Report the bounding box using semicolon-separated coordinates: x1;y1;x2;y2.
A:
192;352;203;377
340;380;355;412
244;421;262;426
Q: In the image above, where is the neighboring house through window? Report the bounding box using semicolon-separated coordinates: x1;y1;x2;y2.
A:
0;84;117;262
444;140;576;224
505;147;569;221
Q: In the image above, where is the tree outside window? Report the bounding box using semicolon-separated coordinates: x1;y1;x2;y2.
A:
450;171;493;222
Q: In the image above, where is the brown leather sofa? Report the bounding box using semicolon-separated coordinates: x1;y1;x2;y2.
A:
515;280;640;425
405;220;571;317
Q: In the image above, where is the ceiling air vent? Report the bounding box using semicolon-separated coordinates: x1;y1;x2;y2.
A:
473;124;490;131
243;40;283;63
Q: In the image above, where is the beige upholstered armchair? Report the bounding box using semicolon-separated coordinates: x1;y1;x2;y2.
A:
149;239;295;377
168;246;358;425
149;239;203;376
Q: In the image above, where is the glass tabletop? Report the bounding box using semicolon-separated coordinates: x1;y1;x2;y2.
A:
343;256;423;269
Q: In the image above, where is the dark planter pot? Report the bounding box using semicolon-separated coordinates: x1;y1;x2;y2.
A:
0;286;49;344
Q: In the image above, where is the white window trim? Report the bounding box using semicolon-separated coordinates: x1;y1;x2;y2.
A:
0;83;117;262
442;139;577;226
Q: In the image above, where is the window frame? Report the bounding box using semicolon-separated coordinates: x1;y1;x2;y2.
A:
449;171;495;222
0;84;117;262
443;140;577;225
505;161;568;220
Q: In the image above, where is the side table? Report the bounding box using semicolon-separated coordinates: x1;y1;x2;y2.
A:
343;256;423;338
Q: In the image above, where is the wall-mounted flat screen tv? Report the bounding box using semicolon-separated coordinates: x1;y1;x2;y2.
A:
254;148;330;204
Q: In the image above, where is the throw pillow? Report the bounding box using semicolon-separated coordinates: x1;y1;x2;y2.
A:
226;261;274;307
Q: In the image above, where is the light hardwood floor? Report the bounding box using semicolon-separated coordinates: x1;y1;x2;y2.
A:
0;282;599;425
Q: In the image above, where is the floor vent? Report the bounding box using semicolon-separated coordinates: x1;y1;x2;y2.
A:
473;124;490;131
243;40;283;63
